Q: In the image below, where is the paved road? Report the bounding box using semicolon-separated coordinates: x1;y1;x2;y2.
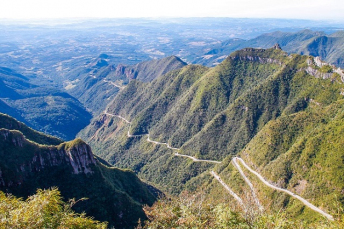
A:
103;79;126;90
105;112;221;164
127;130;147;138
210;171;246;211
104;112;131;124
147;136;179;150
175;152;221;164
102;112;334;220
103;112;334;221
232;157;263;210
235;157;334;221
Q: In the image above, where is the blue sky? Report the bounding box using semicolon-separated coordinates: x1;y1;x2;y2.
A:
0;0;343;21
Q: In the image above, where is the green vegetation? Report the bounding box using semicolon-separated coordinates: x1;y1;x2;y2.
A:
0;188;107;228
80;47;344;223
140;191;343;229
320;65;333;73
59;138;86;150
226;100;344;221
0;67;92;140
141;192;251;228
0;112;63;145
125;55;187;82
0;113;157;228
80;47;295;192
69;55;187;115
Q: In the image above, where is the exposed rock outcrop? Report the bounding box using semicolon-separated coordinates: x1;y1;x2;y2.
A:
63;141;96;174
229;54;283;65
305;56;344;82
0;116;157;229
0;128;97;188
273;43;282;50
114;64;138;80
228;47;285;65
114;64;126;76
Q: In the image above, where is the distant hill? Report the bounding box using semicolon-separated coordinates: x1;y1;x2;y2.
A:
0;113;156;228
0;113;63;145
0;67;92;140
79;47;344;221
191;30;344;68
67;55;187;115
297;31;344;67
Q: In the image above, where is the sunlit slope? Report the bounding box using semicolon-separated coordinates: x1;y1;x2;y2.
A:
80;46;344;201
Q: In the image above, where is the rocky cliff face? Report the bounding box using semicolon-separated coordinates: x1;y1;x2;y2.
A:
0;114;158;229
114;64;137;80
305;56;344;81
228;47;286;65
0;128;97;188
63;142;96;174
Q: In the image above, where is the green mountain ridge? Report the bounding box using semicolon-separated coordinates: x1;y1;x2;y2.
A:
193;29;344;69
0;113;156;228
209;99;344;222
79;47;344;222
0;113;62;145
67;55;187;115
240;100;344;217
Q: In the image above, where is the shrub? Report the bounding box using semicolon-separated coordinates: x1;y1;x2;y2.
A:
0;188;107;229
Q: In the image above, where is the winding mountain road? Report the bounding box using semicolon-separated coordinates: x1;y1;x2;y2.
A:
175;152;221;164
234;157;334;221
104;112;131;124
103;79;126;90
127;131;147;138
104;112;221;164
232;157;263;210
102;112;334;220
146;136;181;150
210;171;246;211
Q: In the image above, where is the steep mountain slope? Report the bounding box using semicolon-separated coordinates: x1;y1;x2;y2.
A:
78;47;288;190
209;100;344;222
193;30;344;68
79;46;344;221
67;56;187;115
0;67;92;140
298;31;344;67
0;113;62;145
0;113;156;228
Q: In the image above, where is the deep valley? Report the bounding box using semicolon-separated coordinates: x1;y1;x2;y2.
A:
1;18;344;228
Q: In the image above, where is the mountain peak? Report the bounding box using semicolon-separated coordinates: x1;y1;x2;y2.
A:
167;55;188;65
273;43;282;50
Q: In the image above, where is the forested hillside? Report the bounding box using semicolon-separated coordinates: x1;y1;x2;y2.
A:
67;55;187;115
0;67;92;140
1;18;344;228
79;46;344;223
0;113;156;228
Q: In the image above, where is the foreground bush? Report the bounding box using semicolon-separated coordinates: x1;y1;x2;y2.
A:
0;188;107;229
139;191;344;229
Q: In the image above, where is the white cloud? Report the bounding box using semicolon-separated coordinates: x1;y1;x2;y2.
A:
0;0;343;20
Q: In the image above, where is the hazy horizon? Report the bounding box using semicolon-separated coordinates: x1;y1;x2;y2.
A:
1;0;343;21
